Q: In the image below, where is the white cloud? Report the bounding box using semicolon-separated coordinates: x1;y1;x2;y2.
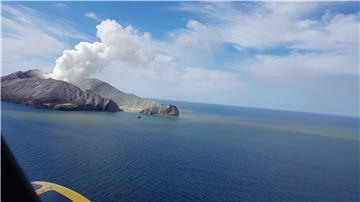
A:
177;2;320;49
153;19;223;69
170;20;220;50
85;12;99;22
249;52;358;79
1;5;90;75
2;5;89;40
180;67;241;91
177;2;359;77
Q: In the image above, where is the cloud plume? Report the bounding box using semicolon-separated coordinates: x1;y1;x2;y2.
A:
50;19;154;82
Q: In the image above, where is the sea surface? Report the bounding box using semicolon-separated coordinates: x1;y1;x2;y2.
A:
1;101;359;201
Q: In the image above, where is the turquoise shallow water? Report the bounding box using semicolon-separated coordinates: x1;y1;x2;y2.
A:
1;101;359;201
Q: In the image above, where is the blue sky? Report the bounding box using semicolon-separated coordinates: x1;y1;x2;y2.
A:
1;2;359;116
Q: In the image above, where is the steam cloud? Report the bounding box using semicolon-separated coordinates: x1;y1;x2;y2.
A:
50;19;155;82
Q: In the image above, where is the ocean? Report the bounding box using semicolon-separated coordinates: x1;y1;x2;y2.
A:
1;101;359;201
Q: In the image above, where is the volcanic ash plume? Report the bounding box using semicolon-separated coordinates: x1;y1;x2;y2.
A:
50;19;154;82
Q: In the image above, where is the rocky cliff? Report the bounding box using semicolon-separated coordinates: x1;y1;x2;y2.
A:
139;104;179;116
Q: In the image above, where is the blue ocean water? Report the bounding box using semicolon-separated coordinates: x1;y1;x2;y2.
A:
1;101;359;201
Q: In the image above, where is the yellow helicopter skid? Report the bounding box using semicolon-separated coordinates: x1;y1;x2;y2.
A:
32;181;90;202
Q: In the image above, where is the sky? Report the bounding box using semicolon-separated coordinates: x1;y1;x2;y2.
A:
1;1;359;117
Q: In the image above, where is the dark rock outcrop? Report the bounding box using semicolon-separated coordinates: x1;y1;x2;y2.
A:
139;104;179;117
1;70;120;112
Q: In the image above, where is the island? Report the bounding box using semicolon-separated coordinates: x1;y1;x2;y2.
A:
1;69;179;117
